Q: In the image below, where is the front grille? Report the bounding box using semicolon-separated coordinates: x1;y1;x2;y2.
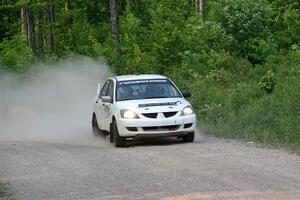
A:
142;125;180;131
163;112;177;118
142;113;158;118
142;126;159;131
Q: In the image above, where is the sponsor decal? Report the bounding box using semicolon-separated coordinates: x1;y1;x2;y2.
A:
118;79;167;85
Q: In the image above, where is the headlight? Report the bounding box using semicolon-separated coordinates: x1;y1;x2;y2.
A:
120;109;139;119
181;106;194;116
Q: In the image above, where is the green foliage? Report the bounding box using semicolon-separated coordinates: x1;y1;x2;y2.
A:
205;68;230;86
196;49;300;150
119;13;148;73
0;35;35;72
269;0;300;50
201;102;223;124
0;1;19;42
220;0;272;39
215;0;275;63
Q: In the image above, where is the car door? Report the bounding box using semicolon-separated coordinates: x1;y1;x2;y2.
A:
95;80;110;130
102;80;114;131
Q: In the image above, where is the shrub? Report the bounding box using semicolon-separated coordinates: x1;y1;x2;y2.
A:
258;70;277;93
0;35;35;72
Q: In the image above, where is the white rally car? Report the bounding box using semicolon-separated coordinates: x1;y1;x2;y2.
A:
92;74;196;147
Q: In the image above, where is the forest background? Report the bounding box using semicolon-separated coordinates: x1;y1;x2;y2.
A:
1;0;300;151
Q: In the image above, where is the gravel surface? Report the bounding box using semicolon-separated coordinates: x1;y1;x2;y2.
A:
1;132;300;200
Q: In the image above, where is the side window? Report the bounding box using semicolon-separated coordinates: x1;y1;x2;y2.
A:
106;80;114;99
99;81;109;97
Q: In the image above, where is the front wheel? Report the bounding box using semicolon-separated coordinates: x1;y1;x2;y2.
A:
112;120;126;147
183;132;194;143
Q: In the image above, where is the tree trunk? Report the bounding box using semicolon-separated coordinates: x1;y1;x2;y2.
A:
21;8;28;38
64;0;72;26
195;0;198;11
126;0;131;14
199;0;204;19
46;2;54;56
64;0;70;10
64;0;74;48
92;0;99;25
191;0;195;8
37;5;45;61
106;0;111;19
25;2;36;54
109;0;121;56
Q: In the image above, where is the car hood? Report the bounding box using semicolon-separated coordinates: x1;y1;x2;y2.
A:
114;98;190;113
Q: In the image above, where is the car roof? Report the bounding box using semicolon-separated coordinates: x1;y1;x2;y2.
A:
114;74;167;81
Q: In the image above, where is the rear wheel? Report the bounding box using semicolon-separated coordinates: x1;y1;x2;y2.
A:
183;132;194;143
112;119;126;147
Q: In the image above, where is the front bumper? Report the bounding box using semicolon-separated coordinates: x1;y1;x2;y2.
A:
116;115;196;137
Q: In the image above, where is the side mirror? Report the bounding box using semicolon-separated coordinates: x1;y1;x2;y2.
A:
101;96;113;103
96;83;101;95
182;91;191;98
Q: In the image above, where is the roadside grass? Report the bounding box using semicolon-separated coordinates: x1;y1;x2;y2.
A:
193;80;300;154
0;182;13;200
200;122;300;154
196;86;300;154
186;51;300;154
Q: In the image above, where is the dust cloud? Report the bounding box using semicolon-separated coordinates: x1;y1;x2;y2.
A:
0;55;112;146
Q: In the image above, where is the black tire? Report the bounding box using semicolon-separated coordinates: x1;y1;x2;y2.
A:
109;123;114;143
112;119;126;147
183;132;194;143
92;114;102;137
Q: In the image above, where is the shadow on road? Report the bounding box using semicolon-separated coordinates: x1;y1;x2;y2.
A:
115;130;203;148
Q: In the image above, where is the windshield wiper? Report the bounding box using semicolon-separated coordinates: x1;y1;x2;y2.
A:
119;98;135;101
143;96;169;99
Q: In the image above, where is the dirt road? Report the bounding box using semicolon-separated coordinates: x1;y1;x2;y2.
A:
1;133;300;200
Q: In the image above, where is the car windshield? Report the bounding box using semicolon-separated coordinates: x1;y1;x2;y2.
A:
116;79;182;101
